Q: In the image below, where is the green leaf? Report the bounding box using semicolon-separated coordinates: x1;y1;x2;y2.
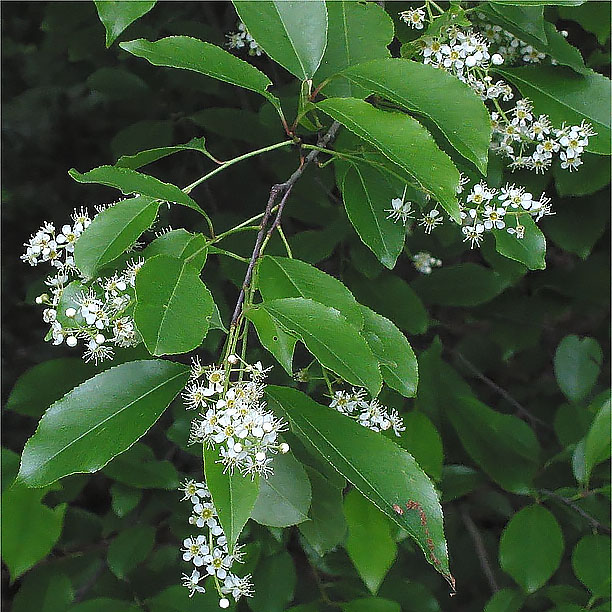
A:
94;0;156;47
12;569;73;612
74;195;160;279
107;525;155;579
583;399;611;483
251;452;312;527
341;164;405;269
553;335;603;403
249;551;297;612
17;360;189;487
203;446;259;554
412;263;505;307
103;443;180;489
143;229;208;270
314;0;394;98
2;448;19;492
258;298;382;396
120;36;280;109
110;483;142;517
232;0;328;80
258;255;363;328
493;215;546;270
70;599;139;612
115;136;216;170
134;254;214;355
495;66;611;155
397;412;443;481
447;395;540;493
342;599;400;612
146;585;222;612
344;489;397;594
360;305;418;398
245;306;297;375
266;386;454;584
351;273;428;336
499;505;564;593
87;67;149;100
480;4;548;45
484;588;525;612
298;467;346;555
558;3;611;46
553;154;611;198
5;358;97;418
318;98;461;222
343;59;491;173
1;484;67;579
69;166;202;213
538;21;589;75
571;534;611;598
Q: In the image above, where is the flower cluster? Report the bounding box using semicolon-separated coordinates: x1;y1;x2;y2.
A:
186;356;289;478
22;206;142;363
179;479;253;606
473;13;567;67
412;251;442;275
491;98;596;174
330;388;405;436
458;178;553;248
225;22;263;56
417;26;513;101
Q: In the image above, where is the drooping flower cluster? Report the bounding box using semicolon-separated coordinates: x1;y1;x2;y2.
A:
330;388;405;436
186;356;289;478
412;251;442;275
491;98;596;174
225;21;263;56
416;25;512;102
179;479;253;607
22;206;142;363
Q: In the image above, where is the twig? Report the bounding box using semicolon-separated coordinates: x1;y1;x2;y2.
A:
540;489;611;534
460;504;499;594
454;351;551;429
229;121;341;327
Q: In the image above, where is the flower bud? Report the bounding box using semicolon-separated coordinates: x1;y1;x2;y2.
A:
219;598;230;609
66;336;78;348
65;307;76;318
280;443;290;454
95;333;105;344
227;354;239;365
491;53;504;65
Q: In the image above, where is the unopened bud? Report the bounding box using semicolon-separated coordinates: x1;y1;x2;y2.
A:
65;307;76;318
280;443;290;454
219;598;230;609
66;336;78;348
227;354;239;365
255;451;266;463
95;333;105;344
491;53;504;65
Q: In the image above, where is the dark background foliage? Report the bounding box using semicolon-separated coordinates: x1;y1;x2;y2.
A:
2;2;610;611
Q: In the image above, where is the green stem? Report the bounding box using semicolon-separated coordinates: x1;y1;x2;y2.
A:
321;367;334;397
278;226;293;258
183;140;294;195
209;248;249;263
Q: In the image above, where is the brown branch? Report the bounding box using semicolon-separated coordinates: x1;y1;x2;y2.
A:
460;504;499;594
540;489;611;534
453;350;551;429
230;121;341;327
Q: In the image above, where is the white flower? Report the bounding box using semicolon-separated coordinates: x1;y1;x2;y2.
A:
182;535;210;567
399;7;426;29
180;479;209;503
462;223;485;248
412;251;442;275
419;209;443;234
190;501;218;529
182;381;215;410
483;206;507;230
222;573;254;600
491;53;504;65
204;547;232;579
507;223;525;239
385;196;413;225
182;569;206;597
467;182;496;206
